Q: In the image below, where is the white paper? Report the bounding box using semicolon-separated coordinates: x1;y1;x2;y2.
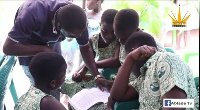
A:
68;87;110;110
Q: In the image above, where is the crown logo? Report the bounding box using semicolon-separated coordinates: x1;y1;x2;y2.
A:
168;5;191;27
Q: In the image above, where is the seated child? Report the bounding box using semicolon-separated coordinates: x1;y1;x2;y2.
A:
73;9;120;81
108;31;199;110
14;52;67;110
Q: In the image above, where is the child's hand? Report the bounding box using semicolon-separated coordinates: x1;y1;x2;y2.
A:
105;80;113;92
78;65;89;77
130;45;157;61
72;73;93;82
72;66;89;82
96;78;113;92
82;74;93;81
72;73;82;82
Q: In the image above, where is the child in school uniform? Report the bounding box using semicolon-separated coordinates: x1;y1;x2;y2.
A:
73;9;120;81
108;31;199;110
14;52;67;110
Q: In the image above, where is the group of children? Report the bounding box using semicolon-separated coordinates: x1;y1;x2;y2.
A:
14;2;198;110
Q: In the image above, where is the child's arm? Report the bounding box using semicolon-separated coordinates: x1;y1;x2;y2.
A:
110;45;156;101
110;54;138;102
73;43;120;82
72;62;86;82
162;86;187;110
72;64;92;82
40;96;67;110
106;96;117;110
73;44;120;82
77;43;120;72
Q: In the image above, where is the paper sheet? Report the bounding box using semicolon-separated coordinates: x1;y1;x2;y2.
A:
69;87;110;110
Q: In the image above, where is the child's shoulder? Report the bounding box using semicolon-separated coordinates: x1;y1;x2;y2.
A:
90;33;100;40
90;33;100;44
15;86;48;109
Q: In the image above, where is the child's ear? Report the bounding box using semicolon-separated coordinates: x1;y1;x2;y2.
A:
49;80;56;89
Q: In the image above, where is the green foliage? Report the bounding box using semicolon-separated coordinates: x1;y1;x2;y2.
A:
110;0;200;37
146;0;159;8
139;3;163;37
111;0;132;10
111;0;144;11
111;0;171;37
195;0;200;14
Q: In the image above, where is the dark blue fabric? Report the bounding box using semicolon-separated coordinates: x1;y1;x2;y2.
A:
8;0;88;66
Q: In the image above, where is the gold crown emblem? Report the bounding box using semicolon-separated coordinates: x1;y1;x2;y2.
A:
169;5;191;27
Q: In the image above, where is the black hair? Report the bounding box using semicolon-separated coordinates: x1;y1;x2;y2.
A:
101;0;104;3
57;4;87;32
125;31;157;53
29;52;67;85
114;9;139;32
101;9;118;25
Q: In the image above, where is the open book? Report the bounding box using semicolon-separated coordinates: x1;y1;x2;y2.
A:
68;87;110;110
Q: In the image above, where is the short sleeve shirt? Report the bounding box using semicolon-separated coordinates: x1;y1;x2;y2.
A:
14;86;50;110
91;34;119;61
8;0;89;66
130;52;199;110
